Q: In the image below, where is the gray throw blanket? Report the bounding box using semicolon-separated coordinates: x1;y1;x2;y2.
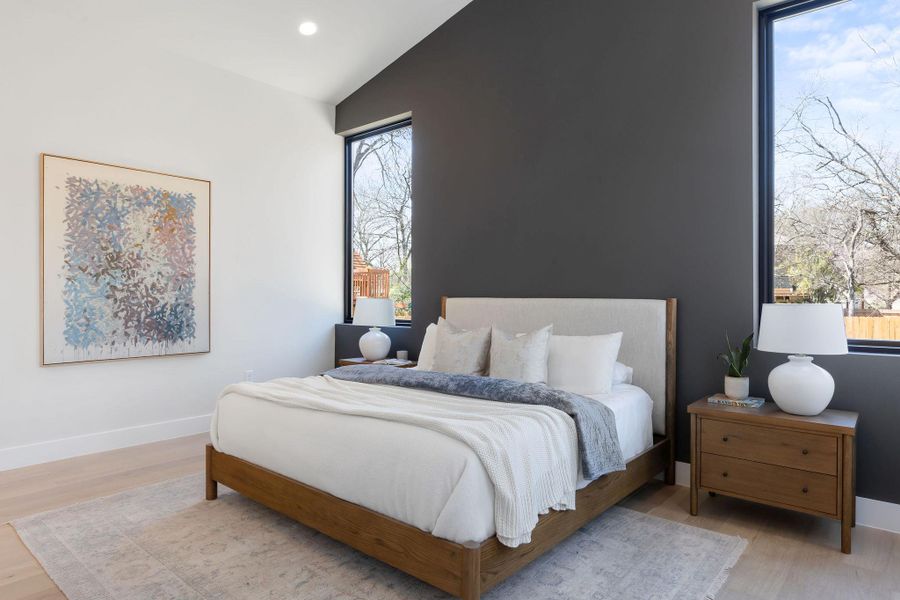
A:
324;365;625;479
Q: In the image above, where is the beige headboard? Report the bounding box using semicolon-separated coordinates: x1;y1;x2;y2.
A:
442;297;676;436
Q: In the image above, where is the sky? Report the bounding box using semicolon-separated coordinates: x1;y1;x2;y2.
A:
773;0;900;147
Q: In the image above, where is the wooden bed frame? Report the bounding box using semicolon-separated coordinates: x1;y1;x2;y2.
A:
206;298;676;599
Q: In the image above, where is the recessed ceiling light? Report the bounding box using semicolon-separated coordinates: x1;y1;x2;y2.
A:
298;21;318;36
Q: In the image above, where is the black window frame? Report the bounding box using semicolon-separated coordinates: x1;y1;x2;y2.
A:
343;118;413;325
758;0;900;354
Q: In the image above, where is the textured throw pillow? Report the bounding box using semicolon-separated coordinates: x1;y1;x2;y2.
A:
415;322;438;370
612;361;633;385
489;324;553;383
548;332;623;395
432;319;491;375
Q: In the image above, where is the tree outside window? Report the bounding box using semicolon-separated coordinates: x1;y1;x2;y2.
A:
348;123;412;320
771;0;900;342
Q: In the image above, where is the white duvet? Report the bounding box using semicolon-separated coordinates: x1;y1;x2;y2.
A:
211;377;653;546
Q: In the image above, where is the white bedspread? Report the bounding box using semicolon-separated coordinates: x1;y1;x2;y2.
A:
212;376;577;547
211;378;653;545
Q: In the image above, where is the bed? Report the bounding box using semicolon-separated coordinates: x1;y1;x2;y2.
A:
206;297;676;599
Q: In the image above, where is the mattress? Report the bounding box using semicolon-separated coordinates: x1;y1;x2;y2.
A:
211;380;654;545
584;384;654;464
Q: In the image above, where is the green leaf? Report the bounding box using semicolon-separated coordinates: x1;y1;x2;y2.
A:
721;331;754;377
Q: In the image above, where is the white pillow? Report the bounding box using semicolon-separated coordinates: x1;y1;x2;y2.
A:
613;362;633;385
416;322;438;370
548;332;623;395
489;324;553;383
432;318;491;375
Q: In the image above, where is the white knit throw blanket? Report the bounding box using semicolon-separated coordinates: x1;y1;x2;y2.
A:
215;376;578;547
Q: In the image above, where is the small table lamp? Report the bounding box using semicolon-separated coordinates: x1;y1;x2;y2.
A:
353;298;395;361
757;303;848;416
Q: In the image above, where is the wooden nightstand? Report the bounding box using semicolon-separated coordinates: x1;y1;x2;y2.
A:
688;399;858;553
336;357;417;368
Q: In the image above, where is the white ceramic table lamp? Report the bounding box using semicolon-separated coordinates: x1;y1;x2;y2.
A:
353;298;395;361
757;304;848;416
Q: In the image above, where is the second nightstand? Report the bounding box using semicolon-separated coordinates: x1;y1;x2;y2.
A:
688;398;858;553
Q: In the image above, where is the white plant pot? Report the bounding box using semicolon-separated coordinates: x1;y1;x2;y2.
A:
724;376;750;400
768;355;834;416
359;327;391;361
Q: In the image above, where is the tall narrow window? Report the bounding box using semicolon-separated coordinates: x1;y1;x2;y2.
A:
345;120;412;322
760;0;900;352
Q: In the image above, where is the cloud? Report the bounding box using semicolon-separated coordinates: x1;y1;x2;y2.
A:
776;10;900;142
818;59;876;79
785;22;900;93
834;96;883;114
777;13;835;33
786;24;899;66
880;0;900;18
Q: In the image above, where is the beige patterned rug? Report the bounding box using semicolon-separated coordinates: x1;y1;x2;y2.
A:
14;474;745;599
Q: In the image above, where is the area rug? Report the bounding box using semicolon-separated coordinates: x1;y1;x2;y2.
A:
14;474;745;600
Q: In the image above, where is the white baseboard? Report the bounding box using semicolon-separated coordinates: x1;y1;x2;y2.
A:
671;460;900;534
0;413;212;472
854;497;900;534
675;459;691;487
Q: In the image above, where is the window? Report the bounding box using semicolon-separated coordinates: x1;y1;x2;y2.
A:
345;119;413;323
760;0;900;352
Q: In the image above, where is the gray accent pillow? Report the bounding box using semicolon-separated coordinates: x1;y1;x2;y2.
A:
489;324;553;383
432;319;491;375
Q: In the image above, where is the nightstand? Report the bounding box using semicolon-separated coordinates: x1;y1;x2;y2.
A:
688;399;858;553
337;357;417;368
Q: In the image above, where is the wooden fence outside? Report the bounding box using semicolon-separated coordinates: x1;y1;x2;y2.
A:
844;316;900;341
353;269;391;301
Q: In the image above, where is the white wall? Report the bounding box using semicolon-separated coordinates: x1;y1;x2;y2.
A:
0;7;343;468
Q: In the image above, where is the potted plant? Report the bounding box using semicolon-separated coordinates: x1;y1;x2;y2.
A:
719;332;753;400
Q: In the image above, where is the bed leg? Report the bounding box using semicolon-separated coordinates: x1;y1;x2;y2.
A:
205;444;218;501
460;542;481;600
664;440;676;485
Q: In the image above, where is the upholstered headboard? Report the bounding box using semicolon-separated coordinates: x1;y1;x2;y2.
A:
442;297;676;436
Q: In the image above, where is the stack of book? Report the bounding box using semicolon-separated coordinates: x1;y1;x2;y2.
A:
707;393;765;408
374;358;416;367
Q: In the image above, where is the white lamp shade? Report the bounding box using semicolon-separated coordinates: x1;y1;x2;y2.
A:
352;298;396;327
757;304;848;355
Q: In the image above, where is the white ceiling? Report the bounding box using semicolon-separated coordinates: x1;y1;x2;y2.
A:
36;0;472;104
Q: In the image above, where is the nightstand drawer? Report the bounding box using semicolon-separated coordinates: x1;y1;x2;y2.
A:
702;418;838;475
701;453;838;515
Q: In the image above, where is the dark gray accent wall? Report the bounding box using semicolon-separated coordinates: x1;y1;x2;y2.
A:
335;0;900;504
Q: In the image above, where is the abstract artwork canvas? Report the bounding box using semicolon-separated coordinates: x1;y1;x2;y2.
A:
41;154;210;365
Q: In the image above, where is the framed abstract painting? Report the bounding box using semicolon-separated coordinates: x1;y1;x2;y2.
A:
41;154;211;365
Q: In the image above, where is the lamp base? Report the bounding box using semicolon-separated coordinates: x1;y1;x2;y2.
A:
359;327;391;361
768;355;835;416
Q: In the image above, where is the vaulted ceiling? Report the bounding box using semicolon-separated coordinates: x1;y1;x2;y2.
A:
31;0;472;104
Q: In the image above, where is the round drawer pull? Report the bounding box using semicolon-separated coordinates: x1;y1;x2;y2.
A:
802;449;809;455
722;471;729;478
722;436;729;442
802;486;809;494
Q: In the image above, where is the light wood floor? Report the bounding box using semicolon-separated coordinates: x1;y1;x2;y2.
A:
0;434;208;600
1;435;898;600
